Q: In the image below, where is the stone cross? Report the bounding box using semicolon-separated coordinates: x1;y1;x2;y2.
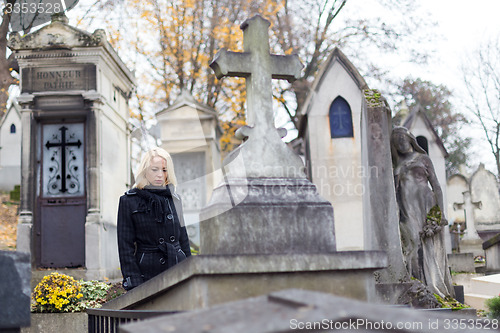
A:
209;15;305;178
210;15;302;136
454;190;482;240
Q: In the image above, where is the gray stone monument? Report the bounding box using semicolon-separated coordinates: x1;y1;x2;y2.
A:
210;15;304;179
362;90;408;284
202;14;336;255
455;190;484;257
101;15;387;313
8;14;135;280
0;251;31;332
121;288;481;333
391;127;454;298
483;233;500;273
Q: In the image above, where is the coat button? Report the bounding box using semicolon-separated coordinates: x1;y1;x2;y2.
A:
159;258;166;265
167;214;173;220
170;236;175;242
159;238;165;244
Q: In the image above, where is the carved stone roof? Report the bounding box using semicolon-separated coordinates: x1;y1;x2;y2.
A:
8;13;106;51
0;102;21;129
403;105;448;158
300;47;369;117
156;90;218;117
297;47;369;138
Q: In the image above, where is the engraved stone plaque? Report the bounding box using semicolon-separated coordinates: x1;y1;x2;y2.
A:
22;64;96;93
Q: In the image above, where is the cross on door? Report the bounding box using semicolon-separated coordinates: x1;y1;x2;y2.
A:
45;126;82;193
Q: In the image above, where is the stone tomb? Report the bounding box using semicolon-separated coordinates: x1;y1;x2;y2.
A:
483;233;500;273
102;15;386;312
297;49;407;283
470;164;500;239
298;48;369;251
120;289;482;333
0;251;31;332
447;164;500;257
8;14;135;279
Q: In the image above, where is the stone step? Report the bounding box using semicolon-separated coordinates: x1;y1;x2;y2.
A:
464;293;492;311
469;273;500;297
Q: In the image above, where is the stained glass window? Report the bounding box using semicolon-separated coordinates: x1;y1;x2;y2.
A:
329;97;353;138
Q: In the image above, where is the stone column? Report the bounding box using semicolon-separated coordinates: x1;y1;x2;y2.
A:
16;96;35;256
459;190;484;257
363;90;408;284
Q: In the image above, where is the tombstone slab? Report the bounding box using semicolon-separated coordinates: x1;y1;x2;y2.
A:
102;252;387;311
0;251;31;331
363;90;408;284
447;253;476;273
120;288;484;333
200;178;336;254
483;233;500;273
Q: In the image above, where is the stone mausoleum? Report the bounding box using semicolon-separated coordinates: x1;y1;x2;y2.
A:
8;14;135;280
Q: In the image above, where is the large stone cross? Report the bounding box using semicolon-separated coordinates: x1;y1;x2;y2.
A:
454;190;482;240
210;15;306;178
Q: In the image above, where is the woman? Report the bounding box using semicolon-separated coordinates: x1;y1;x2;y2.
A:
391;127;453;298
117;147;191;290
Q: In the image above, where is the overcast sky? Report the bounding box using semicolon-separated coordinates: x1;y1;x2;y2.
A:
416;0;500;173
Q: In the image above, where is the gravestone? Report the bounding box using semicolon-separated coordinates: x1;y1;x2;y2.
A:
155;91;222;247
201;14;335;255
363;90;408;284
470;164;500;239
447;173;468;251
0;251;31;332
447;253;475;273
483;233;500;273
447;164;500;257
102;15;387;313
121;288;481;333
456;190;484;257
8;14;135;279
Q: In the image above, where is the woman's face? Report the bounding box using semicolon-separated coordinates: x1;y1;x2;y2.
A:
393;133;413;154
145;156;168;186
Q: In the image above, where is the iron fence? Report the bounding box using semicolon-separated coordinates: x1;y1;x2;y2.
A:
87;308;179;333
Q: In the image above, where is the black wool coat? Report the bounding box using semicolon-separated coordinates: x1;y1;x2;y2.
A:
117;184;191;290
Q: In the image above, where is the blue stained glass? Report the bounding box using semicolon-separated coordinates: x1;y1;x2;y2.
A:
329;97;353;138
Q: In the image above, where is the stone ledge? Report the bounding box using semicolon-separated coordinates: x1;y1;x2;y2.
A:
21;313;87;333
103;251;387;311
483;233;500;250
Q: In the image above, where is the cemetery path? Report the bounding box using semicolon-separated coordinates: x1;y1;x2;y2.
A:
0;193;18;251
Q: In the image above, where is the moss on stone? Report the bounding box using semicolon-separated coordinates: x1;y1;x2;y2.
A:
363;89;384;107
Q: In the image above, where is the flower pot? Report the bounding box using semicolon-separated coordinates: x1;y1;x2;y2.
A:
21;312;87;333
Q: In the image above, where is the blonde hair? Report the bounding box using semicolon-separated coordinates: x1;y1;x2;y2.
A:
134;147;178;189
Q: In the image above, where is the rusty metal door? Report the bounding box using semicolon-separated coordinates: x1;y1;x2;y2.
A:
38;123;86;268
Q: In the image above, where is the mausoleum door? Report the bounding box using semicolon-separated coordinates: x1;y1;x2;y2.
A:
37;122;86;268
